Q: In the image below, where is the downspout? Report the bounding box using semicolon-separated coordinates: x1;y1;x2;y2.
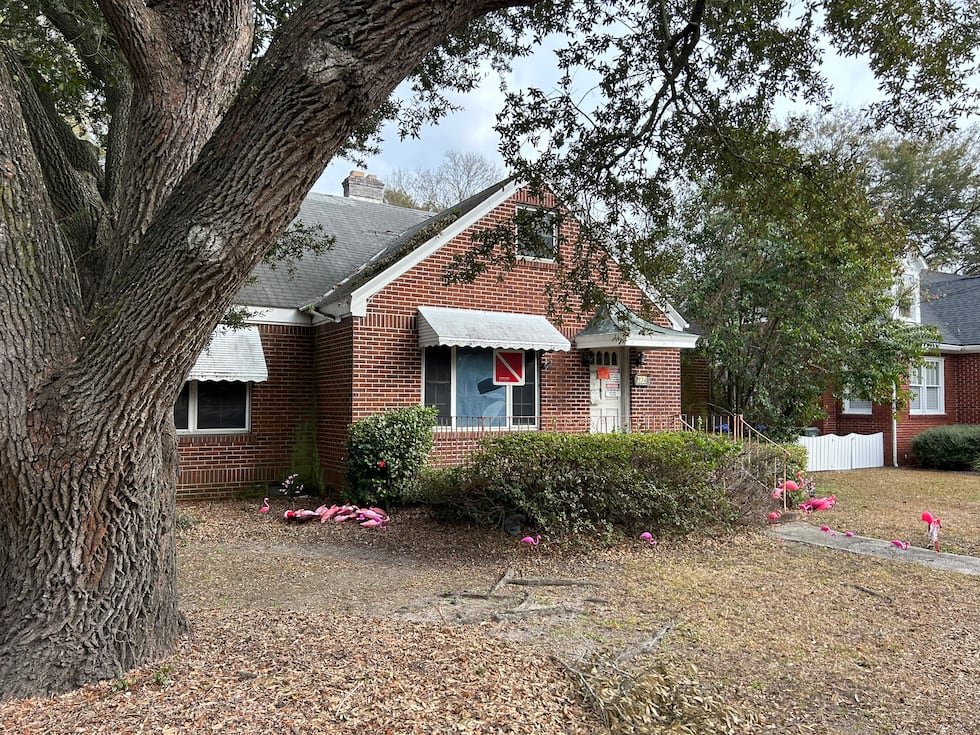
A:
891;383;899;468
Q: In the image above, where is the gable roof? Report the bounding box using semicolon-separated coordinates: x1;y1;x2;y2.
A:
235;192;432;309
920;270;980;346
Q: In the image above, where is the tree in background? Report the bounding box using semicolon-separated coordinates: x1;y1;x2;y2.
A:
669;126;938;433
384;150;504;210
812;111;980;274
1;0;977;699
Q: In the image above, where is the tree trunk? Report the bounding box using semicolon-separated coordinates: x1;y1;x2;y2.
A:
0;407;184;698
1;0;541;700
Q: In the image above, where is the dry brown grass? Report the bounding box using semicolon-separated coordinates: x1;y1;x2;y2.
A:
805;468;980;555
2;473;979;734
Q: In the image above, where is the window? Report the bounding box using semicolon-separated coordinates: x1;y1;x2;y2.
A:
515;206;557;260
842;398;873;415
423;346;538;429
909;357;944;415
174;380;250;433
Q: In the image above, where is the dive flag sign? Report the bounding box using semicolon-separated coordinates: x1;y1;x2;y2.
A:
493;350;525;386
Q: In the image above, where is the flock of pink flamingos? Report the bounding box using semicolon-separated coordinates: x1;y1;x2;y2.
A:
256;480;944;553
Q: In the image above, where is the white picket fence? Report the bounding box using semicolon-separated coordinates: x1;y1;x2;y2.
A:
797;433;884;472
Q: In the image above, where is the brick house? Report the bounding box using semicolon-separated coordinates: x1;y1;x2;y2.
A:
175;173;699;497
817;259;980;466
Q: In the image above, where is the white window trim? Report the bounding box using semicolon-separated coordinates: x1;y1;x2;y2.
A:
515;204;557;262
422;346;540;431
909;357;945;416
176;380;252;435
842;398;873;415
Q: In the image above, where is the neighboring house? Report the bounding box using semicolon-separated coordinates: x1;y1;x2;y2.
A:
175;172;700;497
818;258;980;465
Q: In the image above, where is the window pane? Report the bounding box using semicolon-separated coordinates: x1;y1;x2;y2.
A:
516;208;556;259
196;381;247;429
925;386;940;411
923;361;940;387
456;348;504;428
174;383;190;430
512;353;537;425
424;347;452;424
909;389;921;411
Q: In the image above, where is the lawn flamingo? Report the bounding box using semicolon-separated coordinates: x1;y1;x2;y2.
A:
844;531;855;538
639;531;657;546
520;535;541;546
766;511;781;524
922;511;942;552
890;539;910;550
258;498;270;514
819;525;837;536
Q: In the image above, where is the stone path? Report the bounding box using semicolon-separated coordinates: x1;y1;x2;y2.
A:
772;521;980;576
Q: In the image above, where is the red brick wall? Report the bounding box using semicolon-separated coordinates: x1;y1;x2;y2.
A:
315;319;354;489
176;323;314;498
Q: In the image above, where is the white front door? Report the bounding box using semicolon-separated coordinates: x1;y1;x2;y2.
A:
589;349;626;433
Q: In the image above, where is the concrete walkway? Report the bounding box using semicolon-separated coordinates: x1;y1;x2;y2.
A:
772;522;980;577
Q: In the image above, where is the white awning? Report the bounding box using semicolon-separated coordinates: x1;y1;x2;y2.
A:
187;325;268;382
417;306;571;351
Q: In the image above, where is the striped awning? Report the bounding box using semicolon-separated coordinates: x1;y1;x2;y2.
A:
417;306;570;351
187;325;268;382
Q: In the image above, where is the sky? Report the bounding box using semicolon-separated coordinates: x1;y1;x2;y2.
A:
311;40;887;197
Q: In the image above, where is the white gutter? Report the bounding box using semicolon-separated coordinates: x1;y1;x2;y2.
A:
936;343;980;353
891;383;899;468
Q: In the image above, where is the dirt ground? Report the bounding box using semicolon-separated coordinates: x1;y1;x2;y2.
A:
3;469;980;734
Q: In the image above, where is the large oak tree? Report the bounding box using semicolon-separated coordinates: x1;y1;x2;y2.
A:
1;0;977;699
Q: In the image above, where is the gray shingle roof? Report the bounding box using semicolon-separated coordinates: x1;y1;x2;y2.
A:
235;193;433;309
314;178;515;308
920;270;980;346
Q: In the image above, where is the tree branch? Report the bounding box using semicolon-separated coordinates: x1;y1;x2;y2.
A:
0;53;83;391
2;47;106;298
94;0;162;84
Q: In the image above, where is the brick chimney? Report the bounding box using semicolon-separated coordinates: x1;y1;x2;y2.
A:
342;170;385;202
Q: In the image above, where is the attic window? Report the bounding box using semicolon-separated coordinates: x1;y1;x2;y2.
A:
515;206;556;260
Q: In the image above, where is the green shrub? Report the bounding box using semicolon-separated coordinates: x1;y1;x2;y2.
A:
424;431;741;537
910;425;980;470
344;406;438;506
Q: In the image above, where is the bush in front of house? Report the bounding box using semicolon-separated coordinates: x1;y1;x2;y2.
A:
910;425;980;470
345;406;438;506
425;431;741;537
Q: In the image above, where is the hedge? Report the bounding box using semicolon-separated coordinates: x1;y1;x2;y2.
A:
910;425;980;470
422;431;743;537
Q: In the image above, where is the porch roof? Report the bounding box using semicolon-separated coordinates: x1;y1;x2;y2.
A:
417;306;571;351
186;326;268;382
574;302;699;350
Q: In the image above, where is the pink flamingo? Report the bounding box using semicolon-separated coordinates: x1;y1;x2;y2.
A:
890;539;910;550
639;531;657;545
819;525;837;536
520;535;541;546
922;511;942;552
258;498;270;514
844;531;855;537
360;518;384;529
766;511;781;524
